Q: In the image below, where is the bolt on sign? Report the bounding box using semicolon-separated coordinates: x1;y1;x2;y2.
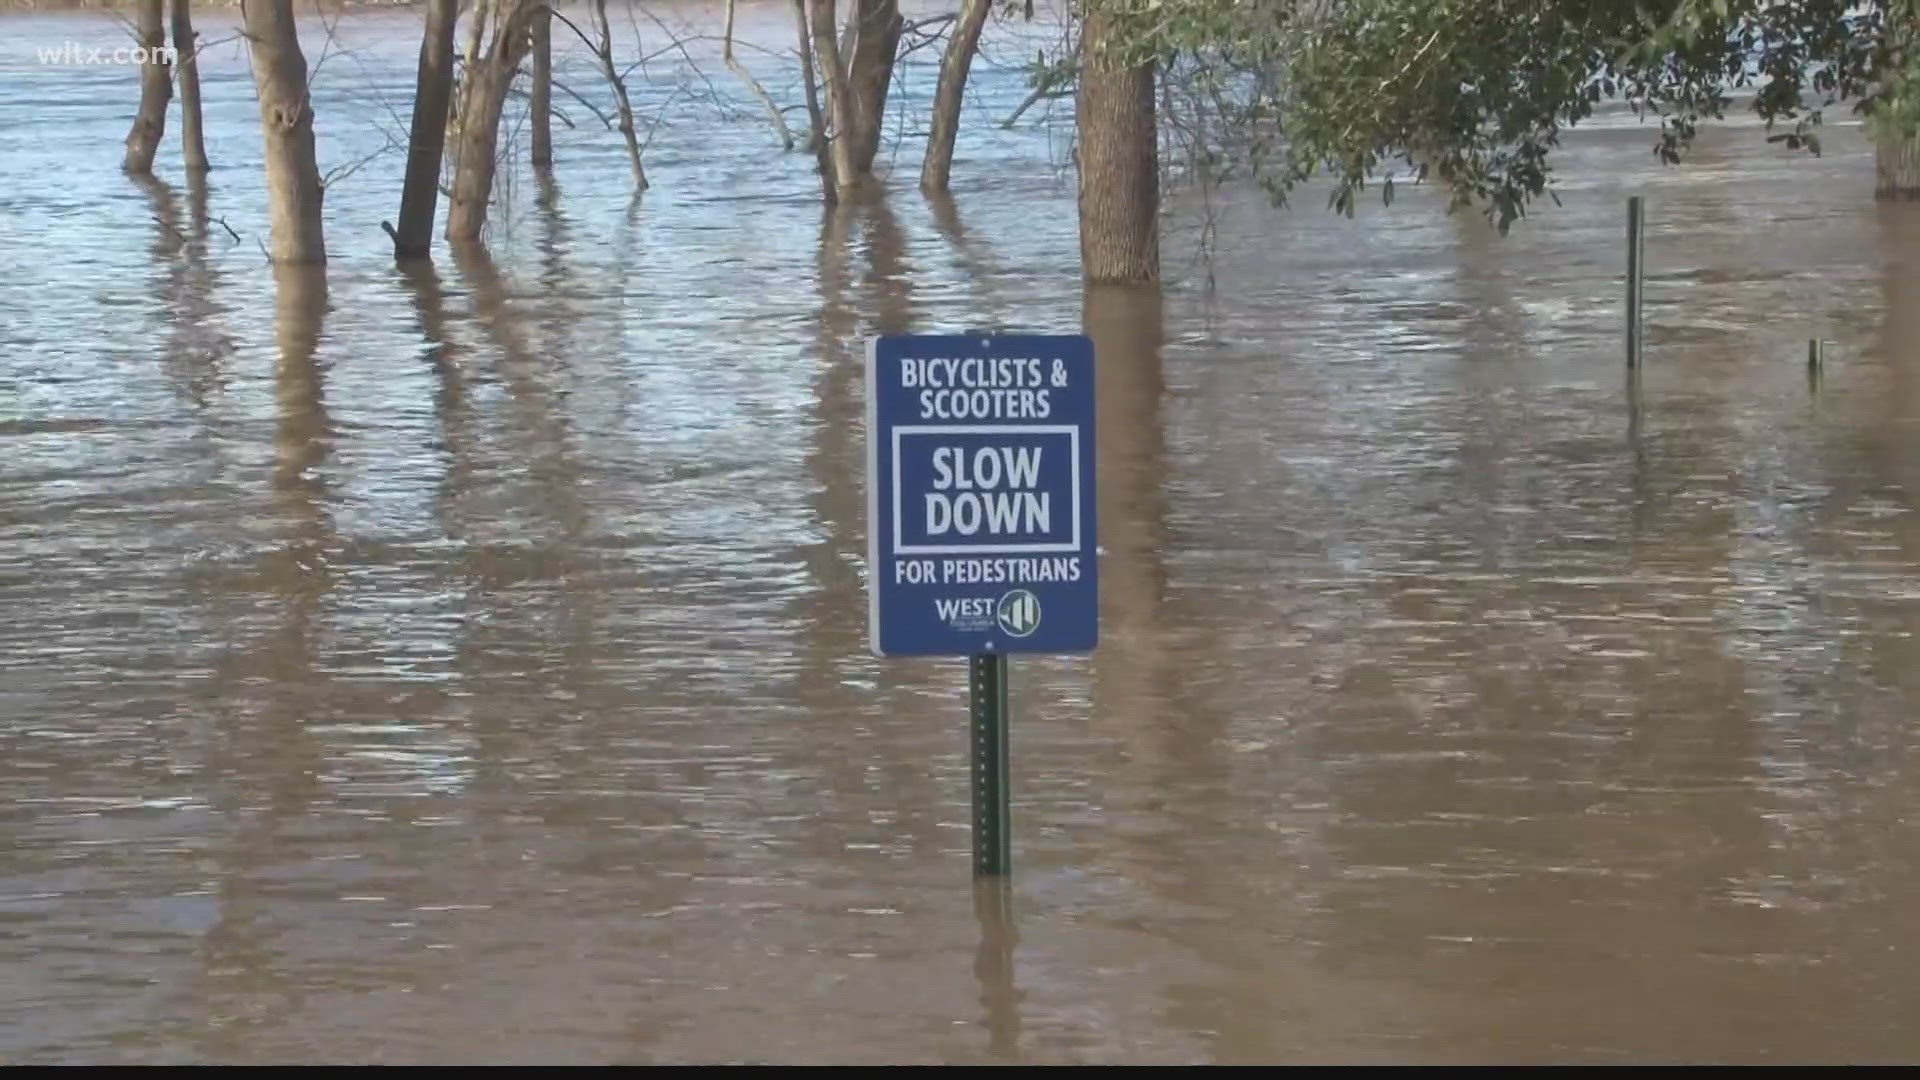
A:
866;335;1099;657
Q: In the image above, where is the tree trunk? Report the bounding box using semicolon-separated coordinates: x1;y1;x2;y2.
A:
446;61;515;241
1878;133;1920;199
172;0;208;171
242;0;325;265
1076;8;1158;285
808;0;860;200
844;0;902;175
795;0;827;164
590;0;648;190
920;0;989;193
451;0;491;149
390;0;458;260
446;1;539;242
123;0;172;174
531;6;553;171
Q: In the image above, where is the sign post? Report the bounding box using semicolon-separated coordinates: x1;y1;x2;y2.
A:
969;653;1011;877
867;334;1098;879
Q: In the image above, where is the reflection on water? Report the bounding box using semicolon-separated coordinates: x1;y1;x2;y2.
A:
2;4;1920;1065
972;879;1021;1061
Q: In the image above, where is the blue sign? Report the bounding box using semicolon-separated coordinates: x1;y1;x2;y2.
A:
866;334;1098;657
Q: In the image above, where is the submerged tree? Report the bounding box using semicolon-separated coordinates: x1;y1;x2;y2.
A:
585;0;649;191
241;0;325;264
1078;1;1160;284
388;0;460;260
446;0;544;241
123;0;172;175
844;0;905;175
921;0;993;193
795;0;828;163
808;0;864;198
531;4;554;172
172;0;209;172
804;0;906;201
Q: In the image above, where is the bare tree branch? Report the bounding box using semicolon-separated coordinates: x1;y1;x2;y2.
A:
725;0;795;150
635;4;735;117
190;32;245;59
641;84;686;154
306;0;348;91
591;0;649;189
507;79;580;129
321;130;403;190
548;75;617;129
1001;83;1070;128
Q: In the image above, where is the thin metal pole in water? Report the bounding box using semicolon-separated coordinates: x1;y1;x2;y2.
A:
969;652;1011;878
1626;196;1646;369
1808;338;1826;391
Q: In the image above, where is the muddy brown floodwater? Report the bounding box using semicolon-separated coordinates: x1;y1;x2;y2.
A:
2;4;1919;1065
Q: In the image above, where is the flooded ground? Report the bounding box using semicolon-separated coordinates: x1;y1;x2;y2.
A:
2;4;1918;1064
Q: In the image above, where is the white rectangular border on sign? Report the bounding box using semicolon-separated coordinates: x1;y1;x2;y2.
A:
865;337;882;653
891;424;1080;556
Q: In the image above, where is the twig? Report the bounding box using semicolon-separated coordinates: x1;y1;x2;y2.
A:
904;14;958;36
150;214;185;246
1380;29;1442;93
636;5;734;116
900;33;950;61
641;84;684;154
507;80;581;129
212;215;242;243
614;41;685;82
548;8;600;53
321;131;403;189
192;32;244;59
306;1;347;91
1002;84;1069;128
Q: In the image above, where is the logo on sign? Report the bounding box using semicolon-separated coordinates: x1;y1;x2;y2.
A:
996;590;1041;638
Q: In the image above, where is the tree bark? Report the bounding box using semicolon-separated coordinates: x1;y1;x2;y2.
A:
241;0;325;265
451;0;491;149
123;0;172;174
589;0;648;190
1879;134;1920;198
808;0;860;200
390;0;458;260
446;60;516;241
920;0;989;193
795;0;827;165
446;1;539;242
1076;7;1158;285
844;0;902;175
531;6;553;171
172;0;208;171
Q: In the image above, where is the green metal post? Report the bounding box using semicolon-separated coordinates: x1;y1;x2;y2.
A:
969;652;1011;878
1627;196;1646;369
